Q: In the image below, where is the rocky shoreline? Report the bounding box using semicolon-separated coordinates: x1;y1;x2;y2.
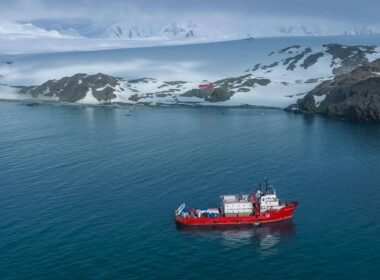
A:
286;59;380;122
0;98;281;110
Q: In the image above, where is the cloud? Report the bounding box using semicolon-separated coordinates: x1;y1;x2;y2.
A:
2;0;380;26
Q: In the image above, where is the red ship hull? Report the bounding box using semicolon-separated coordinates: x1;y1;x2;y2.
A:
176;203;298;226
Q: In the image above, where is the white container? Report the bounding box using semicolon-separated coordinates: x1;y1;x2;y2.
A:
221;195;253;216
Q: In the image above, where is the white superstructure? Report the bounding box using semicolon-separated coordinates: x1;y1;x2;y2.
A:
221;195;253;216
257;189;285;212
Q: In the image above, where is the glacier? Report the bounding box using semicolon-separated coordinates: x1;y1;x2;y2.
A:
1;19;379;54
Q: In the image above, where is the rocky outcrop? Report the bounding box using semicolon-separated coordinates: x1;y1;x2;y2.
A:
324;44;377;75
249;43;377;75
181;88;231;102
286;59;380;122
181;74;271;102
278;45;301;54
128;78;156;84
19;73;121;102
158;81;187;88
283;47;312;70
212;75;270;90
301;52;324;69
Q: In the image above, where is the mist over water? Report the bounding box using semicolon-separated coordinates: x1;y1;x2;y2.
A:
0;101;380;279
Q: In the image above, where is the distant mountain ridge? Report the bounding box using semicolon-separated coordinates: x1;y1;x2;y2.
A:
0;21;63;38
104;21;204;40
21;19;380;41
73;23;380;39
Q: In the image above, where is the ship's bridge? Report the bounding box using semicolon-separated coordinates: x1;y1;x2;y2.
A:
259;193;284;212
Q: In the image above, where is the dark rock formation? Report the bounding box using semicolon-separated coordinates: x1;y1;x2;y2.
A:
283;47;312;70
128;78;156;84
324;44;377;75
181;88;231;102
213;74;270;89
286;59;380;122
251;44;377;75
128;94;140;102
181;74;270;102
237;88;250;92
301;52;325;69
158;81;186;88
278;45;301;54
19;73;121;102
261;61;279;70
252;63;261;71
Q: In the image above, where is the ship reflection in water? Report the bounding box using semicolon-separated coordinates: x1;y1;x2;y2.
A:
177;221;296;258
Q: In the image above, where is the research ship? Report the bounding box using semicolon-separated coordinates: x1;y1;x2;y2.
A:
175;179;298;226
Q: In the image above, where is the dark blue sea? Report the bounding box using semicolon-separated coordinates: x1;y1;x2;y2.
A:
0;101;379;279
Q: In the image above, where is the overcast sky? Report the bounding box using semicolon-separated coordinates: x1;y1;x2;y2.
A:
1;0;379;27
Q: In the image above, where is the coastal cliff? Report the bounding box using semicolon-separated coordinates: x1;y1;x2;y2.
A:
286;59;380;122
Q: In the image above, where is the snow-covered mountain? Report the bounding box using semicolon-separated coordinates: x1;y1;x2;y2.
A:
27;19;213;40
0;21;63;38
2;35;380;108
83;23;379;39
92;23;377;39
0;19;377;54
27;19;380;40
106;23;156;39
160;22;199;39
263;25;375;37
342;27;374;36
99;21;217;40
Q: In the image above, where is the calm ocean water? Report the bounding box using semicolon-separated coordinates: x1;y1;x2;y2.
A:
0;101;379;279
